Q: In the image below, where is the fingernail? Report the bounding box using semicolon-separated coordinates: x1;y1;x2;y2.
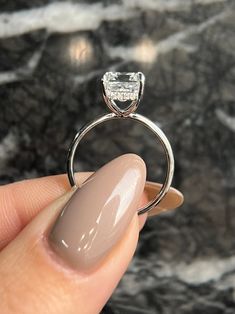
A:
49;154;146;270
144;181;184;217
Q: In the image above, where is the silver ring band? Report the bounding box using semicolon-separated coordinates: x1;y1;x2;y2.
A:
66;112;174;215
67;71;174;215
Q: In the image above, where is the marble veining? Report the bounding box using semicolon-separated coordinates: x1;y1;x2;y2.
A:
106;7;230;63
0;2;136;38
216;109;235;133
0;0;235;313
0;0;229;38
0;46;44;85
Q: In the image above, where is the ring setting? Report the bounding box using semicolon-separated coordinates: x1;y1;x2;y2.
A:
102;72;145;116
67;71;174;215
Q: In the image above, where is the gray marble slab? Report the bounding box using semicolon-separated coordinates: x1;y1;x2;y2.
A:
0;1;235;313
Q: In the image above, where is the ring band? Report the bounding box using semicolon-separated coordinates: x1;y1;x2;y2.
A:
66;72;175;215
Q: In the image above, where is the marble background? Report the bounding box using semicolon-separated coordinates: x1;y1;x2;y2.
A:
0;1;235;313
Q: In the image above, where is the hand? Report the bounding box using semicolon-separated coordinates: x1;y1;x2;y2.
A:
0;154;148;314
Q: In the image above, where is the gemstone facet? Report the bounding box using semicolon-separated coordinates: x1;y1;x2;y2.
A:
102;72;142;102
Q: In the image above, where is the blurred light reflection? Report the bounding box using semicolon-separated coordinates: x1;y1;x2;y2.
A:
68;36;93;66
134;37;157;64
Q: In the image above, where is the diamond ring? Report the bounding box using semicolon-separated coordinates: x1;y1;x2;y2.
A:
66;72;174;215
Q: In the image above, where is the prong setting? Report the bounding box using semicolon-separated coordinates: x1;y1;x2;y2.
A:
102;71;145;116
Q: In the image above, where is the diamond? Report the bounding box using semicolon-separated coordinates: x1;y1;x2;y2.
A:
102;72;142;102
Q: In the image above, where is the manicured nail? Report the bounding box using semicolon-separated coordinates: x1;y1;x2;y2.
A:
49;154;146;270
144;181;184;217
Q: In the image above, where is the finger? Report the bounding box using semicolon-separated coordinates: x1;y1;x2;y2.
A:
0;172;150;249
0;172;91;249
0;173;183;249
0;154;145;314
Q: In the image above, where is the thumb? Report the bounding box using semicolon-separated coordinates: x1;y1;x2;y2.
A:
0;154;146;314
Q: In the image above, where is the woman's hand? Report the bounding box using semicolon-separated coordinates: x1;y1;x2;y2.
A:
0;154;148;314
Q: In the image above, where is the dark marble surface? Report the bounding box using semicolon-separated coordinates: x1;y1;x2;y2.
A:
0;1;235;313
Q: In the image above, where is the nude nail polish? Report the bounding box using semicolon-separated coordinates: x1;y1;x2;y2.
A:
49;154;146;270
144;181;184;217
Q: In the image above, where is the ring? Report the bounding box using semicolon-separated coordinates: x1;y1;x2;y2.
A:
66;72;174;215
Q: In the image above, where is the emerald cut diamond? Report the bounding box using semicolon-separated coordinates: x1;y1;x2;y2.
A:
102;72;143;102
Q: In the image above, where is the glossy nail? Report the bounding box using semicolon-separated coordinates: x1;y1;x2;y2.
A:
49;154;146;270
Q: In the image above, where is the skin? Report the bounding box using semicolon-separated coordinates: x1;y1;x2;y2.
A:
0;173;148;314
